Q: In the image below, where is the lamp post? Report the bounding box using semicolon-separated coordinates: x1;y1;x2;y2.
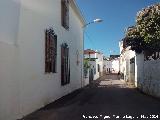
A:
83;18;103;28
81;18;103;88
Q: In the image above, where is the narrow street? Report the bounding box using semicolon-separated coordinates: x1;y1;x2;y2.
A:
23;75;160;120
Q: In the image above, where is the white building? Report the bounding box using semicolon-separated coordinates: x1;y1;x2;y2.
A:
103;55;120;74
103;58;112;73
119;40;136;84
112;58;120;73
0;0;85;120
84;49;104;81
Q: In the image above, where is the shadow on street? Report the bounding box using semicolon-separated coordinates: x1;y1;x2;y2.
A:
22;74;160;120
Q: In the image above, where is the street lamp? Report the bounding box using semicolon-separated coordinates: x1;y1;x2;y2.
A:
94;18;103;23
83;18;103;28
81;18;103;88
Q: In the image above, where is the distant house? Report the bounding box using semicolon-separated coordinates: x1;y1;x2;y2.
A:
0;0;85;120
103;55;120;74
110;55;120;60
103;57;112;74
84;49;104;82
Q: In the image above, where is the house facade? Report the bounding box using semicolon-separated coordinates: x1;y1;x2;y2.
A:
120;39;160;98
119;40;136;85
103;55;120;74
84;49;104;81
0;0;85;120
103;58;112;74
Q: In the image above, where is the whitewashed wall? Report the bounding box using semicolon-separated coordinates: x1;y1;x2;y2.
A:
112;59;120;73
119;41;123;54
85;53;103;80
84;69;89;86
0;0;21;119
136;53;160;98
129;59;135;84
97;53;104;76
98;61;103;76
121;48;135;81
120;54;125;74
143;60;160;97
104;59;119;74
0;42;19;120
0;0;84;120
84;53;96;58
135;53;144;87
0;0;20;44
89;61;99;80
104;60;112;73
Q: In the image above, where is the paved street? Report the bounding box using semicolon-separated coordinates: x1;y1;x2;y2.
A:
23;75;160;120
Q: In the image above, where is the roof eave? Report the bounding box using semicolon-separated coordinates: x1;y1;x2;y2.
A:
70;0;86;26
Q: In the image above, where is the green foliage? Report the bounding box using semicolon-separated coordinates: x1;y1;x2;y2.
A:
123;3;160;53
84;59;90;69
123;26;144;53
136;3;160;44
126;26;140;38
84;59;90;78
84;58;98;61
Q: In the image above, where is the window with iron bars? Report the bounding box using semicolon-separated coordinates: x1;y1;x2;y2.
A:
45;28;57;73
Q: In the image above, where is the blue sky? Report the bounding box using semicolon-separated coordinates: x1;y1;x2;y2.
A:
76;0;159;57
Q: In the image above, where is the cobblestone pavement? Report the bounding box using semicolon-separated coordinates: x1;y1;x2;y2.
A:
22;75;160;120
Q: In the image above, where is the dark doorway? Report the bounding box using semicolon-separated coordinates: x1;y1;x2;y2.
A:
89;69;94;83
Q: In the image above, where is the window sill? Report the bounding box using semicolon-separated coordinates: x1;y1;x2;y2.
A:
45;72;57;74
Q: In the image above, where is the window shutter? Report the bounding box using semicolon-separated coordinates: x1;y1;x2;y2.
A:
45;29;50;73
61;45;65;85
45;30;47;72
50;32;54;73
61;0;65;27
61;0;69;29
67;48;70;83
66;47;68;84
53;35;57;73
61;43;70;85
66;0;69;29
